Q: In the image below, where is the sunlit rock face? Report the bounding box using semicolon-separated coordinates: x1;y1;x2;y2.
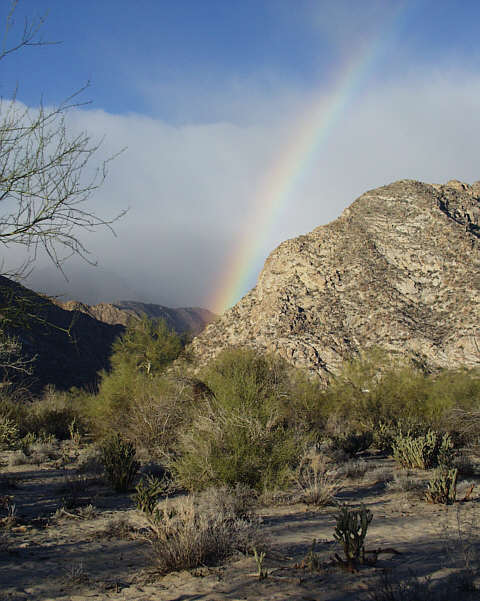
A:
191;179;480;378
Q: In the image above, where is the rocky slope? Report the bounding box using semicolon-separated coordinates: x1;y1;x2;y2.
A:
191;179;480;378
56;300;215;337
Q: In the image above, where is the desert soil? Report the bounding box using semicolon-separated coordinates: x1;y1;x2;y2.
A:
1;444;480;601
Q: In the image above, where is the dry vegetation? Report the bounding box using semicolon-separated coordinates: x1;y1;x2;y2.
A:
2;321;480;599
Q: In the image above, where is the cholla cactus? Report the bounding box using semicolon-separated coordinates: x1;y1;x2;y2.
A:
0;416;19;450
334;503;373;562
425;467;458;505
392;430;453;470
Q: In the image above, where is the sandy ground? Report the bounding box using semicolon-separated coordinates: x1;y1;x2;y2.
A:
1;444;480;601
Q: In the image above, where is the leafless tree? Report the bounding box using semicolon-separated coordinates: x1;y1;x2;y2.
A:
0;1;126;373
0;1;126;279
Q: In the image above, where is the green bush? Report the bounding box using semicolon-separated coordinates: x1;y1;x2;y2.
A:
332;430;373;456
323;350;480;432
172;348;313;491
85;318;185;443
100;433;140;492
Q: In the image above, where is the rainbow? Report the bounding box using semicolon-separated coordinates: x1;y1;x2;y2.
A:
210;3;409;314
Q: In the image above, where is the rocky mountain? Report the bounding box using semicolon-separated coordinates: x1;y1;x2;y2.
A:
0;278;215;392
56;300;216;337
191;179;480;379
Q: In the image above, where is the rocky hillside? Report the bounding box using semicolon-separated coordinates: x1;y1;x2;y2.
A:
191;179;480;378
57;300;216;337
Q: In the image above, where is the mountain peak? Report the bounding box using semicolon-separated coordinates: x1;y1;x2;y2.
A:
191;179;480;378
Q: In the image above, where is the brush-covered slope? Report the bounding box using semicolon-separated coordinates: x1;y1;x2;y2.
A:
57;300;216;337
0;276;123;392
191;179;480;378
1;278;215;392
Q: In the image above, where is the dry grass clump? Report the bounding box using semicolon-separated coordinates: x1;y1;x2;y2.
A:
365;465;394;484
369;570;454;601
98;515;137;540
295;449;340;506
8;449;30;466
440;505;480;592
143;485;265;575
386;470;426;495
335;458;369;480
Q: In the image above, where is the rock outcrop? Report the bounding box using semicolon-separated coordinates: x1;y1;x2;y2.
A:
191;179;480;378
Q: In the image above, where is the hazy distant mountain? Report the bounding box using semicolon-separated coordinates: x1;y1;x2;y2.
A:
0;276;123;392
0;277;216;392
57;300;216;337
191;179;480;379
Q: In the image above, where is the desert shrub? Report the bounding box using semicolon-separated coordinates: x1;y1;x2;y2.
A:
173;400;305;491
100;433;140;492
295;449;340;505
21;387;86;440
331;430;373;456
323;350;480;433
8;449;29;466
172;348;313;491
392;430;454;470
143;486;264;574
90;318;183;427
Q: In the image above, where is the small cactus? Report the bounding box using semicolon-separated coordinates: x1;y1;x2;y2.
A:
334;503;372;563
0;416;18;450
100;433;139;492
425;467;458;505
133;474;168;516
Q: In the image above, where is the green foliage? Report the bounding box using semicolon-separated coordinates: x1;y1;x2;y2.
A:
110;316;182;377
323;350;480;431
0;415;18;449
334;503;373;562
133;474;168;516
172;348;313;491
392;430;454;470
425;467;458;505
87;317;184;438
100;433;140;492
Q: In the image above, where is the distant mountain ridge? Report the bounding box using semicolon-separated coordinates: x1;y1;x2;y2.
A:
56;300;216;337
191;179;480;379
0;277;215;392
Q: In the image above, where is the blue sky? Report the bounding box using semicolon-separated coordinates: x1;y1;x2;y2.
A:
3;0;480;309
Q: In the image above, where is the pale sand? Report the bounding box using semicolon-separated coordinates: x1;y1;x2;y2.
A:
1;445;479;601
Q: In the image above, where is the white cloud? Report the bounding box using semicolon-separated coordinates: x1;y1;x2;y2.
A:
6;68;480;310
